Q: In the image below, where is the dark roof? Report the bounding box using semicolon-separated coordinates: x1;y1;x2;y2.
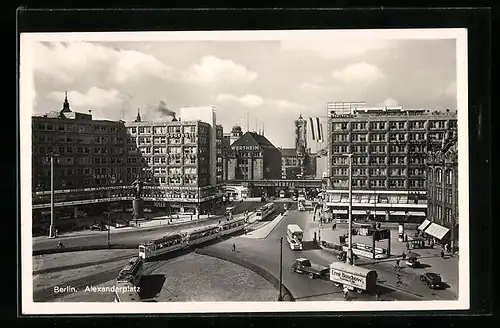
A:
231;132;279;150
280;148;298;157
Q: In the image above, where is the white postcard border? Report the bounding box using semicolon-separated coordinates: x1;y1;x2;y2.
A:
21;28;469;314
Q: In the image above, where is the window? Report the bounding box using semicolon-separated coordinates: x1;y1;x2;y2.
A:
436;187;443;201
445;208;452;224
435;205;442;220
436;169;443;183
445;189;453;204
445;170;453;185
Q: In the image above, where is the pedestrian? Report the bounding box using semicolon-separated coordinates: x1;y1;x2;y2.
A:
343;286;349;301
396;274;403;286
402;252;406;260
406;242;410;251
232;243;236;252
375;289;381;301
394;259;400;270
440;250;445;258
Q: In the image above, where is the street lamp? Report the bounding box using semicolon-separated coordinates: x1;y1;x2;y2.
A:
279;236;284;300
342;153;354;265
49;153;59;239
105;211;111;248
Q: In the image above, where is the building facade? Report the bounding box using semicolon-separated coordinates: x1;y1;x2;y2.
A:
426;136;459;248
322;105;457;222
224;130;282;181
124;112;223;215
31;98;224;234
326;106;458;191
32;95;143;231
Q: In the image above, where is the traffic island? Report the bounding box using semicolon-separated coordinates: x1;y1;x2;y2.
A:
195;247;295;302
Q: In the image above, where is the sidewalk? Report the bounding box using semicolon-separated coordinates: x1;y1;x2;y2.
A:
32;213;228;241
242;211;286;239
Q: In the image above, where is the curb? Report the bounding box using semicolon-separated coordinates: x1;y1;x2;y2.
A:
195;248;295;302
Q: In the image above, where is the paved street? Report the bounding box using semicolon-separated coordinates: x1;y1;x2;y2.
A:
310;217;459;298
202;207;422;301
32;201;263;251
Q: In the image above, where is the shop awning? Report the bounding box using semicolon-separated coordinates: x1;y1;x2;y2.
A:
417;219;432;231
424;223;450;240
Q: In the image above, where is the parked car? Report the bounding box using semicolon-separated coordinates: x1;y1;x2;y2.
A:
405;259;421;268
420;272;442;289
90;223;107;231
291;258;329;279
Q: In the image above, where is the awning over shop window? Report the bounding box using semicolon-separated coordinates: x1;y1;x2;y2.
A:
424;223;450;240
417;219;432;231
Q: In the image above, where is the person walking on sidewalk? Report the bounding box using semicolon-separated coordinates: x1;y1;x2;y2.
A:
232;243;236;252
440;249;445;259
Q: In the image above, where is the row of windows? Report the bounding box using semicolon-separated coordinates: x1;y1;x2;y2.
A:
36;123;123;134
330;178;425;188
333;120;455;131
333;131;455;143
429;168;454;185
429;204;454;223
429;187;454;204
127;125;199;135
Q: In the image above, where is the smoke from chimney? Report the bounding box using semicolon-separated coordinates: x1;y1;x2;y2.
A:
156;100;176;120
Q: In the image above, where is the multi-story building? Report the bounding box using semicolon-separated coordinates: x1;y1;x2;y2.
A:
224;129;282;181
31;100;224;235
322;104;457;222
426;135;458;249
31;95;142;230
124;106;223;215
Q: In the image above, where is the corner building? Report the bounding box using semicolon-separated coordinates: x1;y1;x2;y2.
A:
225;130;282;181
323;104;457;222
124;117;223;215
31;95;142;230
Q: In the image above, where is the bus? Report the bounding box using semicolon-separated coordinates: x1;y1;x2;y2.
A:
286;224;304;250
116;257;143;286
114;281;141;302
255;202;275;221
138;233;186;260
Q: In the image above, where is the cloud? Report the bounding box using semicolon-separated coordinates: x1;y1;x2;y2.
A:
184;56;257;84
445;81;456;97
33;42;173;85
46;87;132;119
377;98;400;107
281;39;391;59
216;94;264;108
332;62;385;85
300;82;342;93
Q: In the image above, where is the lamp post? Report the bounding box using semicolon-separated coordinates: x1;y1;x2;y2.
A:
49;153;59;238
343;153;353;265
106;212;111;249
279;236;284;300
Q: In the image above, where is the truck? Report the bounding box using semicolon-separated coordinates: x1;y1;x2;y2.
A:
329;262;378;294
291;258;329;280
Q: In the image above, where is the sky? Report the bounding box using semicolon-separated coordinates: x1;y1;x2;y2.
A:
31;37;457;150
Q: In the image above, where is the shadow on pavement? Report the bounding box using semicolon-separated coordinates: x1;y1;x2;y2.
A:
139;274;166;300
412;263;432;269
301;241;322;251
294;291;341;300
